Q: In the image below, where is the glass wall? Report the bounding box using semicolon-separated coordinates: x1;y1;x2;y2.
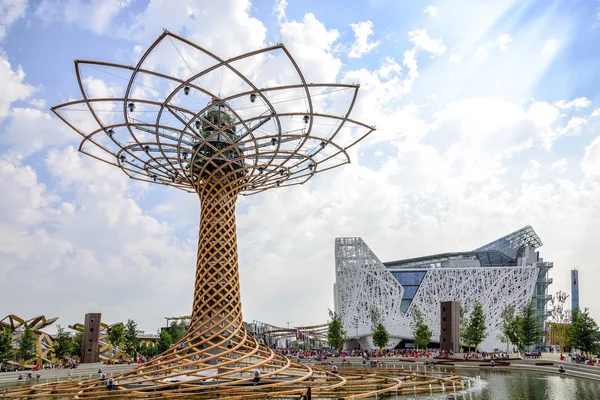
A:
390;271;426;312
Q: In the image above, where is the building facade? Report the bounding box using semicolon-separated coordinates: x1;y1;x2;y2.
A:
334;226;553;351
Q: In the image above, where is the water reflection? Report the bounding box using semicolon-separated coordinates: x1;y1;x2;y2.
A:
441;369;600;400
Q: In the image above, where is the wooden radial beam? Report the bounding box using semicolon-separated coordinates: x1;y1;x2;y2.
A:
4;31;461;398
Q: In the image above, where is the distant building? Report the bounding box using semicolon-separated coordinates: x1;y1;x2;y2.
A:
334;226;553;351
546;322;570;352
571;269;579;310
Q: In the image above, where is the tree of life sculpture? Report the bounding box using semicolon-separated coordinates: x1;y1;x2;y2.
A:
5;31;465;399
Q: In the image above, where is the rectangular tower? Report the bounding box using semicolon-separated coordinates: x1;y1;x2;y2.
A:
439;301;460;352
571;270;579;310
81;313;101;363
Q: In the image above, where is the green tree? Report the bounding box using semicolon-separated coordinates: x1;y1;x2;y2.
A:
548;291;571;352
410;306;431;350
414;323;432;350
0;327;14;365
507;315;523;351
50;325;72;362
459;306;470;349
465;301;487;351
157;330;172;353
327;310;346;351
107;323;125;359
168;320;187;344
569;307;600;355
498;305;521;351
520;300;542;349
18;326;37;365
70;331;83;360
372;323;389;351
138;343;149;357
411;307;423;331
370;309;389;351
123;319;139;359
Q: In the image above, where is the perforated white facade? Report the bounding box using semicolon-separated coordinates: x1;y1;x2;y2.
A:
334;227;552;351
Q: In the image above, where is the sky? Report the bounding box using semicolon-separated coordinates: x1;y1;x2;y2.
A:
1;0;600;334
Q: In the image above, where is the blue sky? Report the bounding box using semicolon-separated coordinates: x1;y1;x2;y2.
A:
1;0;600;333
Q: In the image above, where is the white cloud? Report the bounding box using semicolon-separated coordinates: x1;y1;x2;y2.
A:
280;13;342;82
125;0;267;58
408;29;447;56
3;1;600;330
348;21;381;59
0;0;26;40
592;109;600;117
0;54;36;120
559;116;586;137
273;0;288;24
554;97;592;110
377;56;401;79
542;38;558;56
28;98;46;109
449;54;461;64
423;5;439;19
581;137;600;178
2;107;74;159
551;158;568;173
521;160;541;182
35;0;132;35
496;34;512;51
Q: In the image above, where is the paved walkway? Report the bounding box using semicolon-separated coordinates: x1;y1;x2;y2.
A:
0;363;136;387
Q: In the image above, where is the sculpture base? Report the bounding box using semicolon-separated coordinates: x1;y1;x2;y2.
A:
4;330;466;399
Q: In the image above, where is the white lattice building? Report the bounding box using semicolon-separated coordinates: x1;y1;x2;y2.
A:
334;226;553;351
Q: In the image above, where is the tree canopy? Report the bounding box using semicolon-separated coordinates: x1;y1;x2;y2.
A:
370;309;389;351
327;310;346;351
414;322;432;350
372;323;389;351
548;291;571;352
123;319;139;358
569;307;600;354
0;327;14;365
465;301;487;351
410;306;431;350
157;330;173;353
108;323;125;352
70;331;83;360
168;321;187;344
18;326;36;364
459;306;469;348
498;304;523;351
51;325;72;362
520;300;542;349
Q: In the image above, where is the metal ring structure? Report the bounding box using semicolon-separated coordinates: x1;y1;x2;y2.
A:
5;31;466;398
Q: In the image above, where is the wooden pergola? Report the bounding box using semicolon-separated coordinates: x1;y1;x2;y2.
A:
5;31;465;398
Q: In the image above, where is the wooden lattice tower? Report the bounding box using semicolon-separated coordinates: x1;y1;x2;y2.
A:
4;31;466;398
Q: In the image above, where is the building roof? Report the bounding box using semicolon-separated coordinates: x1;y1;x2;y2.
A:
383;225;542;270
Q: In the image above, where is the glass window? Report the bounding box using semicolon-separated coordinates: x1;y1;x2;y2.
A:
392;271;426;285
400;299;411;313
402;285;419;298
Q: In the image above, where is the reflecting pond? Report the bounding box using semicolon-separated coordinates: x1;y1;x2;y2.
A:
401;369;600;400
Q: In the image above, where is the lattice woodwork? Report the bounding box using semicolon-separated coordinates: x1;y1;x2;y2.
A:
0;315;58;368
